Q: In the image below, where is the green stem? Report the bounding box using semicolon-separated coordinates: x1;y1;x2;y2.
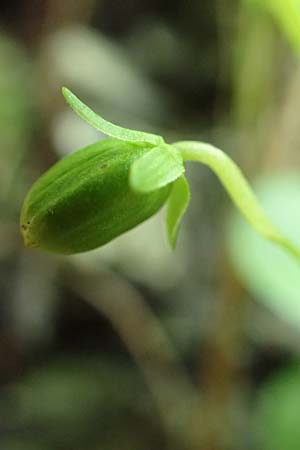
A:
174;140;300;260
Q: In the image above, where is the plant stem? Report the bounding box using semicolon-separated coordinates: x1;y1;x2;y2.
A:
174;140;300;260
66;268;201;450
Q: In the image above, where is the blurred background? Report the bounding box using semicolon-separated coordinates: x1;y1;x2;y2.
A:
1;1;300;449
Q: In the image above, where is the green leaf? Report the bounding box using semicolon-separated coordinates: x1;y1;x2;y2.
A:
62;87;164;146
166;175;190;248
175;141;300;260
129;144;185;193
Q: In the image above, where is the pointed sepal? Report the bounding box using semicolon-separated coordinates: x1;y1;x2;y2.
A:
166;175;190;248
129;144;185;193
62;87;163;146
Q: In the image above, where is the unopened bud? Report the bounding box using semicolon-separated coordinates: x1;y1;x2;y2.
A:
20;139;171;254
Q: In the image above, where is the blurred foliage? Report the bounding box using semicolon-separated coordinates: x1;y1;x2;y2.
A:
256;364;300;450
227;172;300;327
1;1;300;450
0;33;34;210
244;0;300;52
7;357;160;450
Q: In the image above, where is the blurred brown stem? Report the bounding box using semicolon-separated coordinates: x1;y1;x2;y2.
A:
65;267;202;450
199;258;246;450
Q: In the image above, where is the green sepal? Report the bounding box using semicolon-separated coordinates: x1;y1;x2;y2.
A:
62;87;164;146
129;144;185;193
166;175;190;248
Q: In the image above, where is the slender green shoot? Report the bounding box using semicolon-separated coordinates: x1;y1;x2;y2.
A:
175;141;300;259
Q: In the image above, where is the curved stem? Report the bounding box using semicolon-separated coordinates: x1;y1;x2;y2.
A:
174;140;300;260
67;269;201;450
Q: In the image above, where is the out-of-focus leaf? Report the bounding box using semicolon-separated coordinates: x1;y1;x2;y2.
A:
166;175;190;248
9;357;154;449
130;145;184;192
18;358;140;424
7;357;162;450
226;172;300;327
245;0;300;52
0;33;34;201
0;439;50;450
45;26;167;120
256;364;300;450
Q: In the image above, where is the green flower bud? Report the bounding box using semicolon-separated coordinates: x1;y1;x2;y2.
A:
20;87;300;259
20;139;171;254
